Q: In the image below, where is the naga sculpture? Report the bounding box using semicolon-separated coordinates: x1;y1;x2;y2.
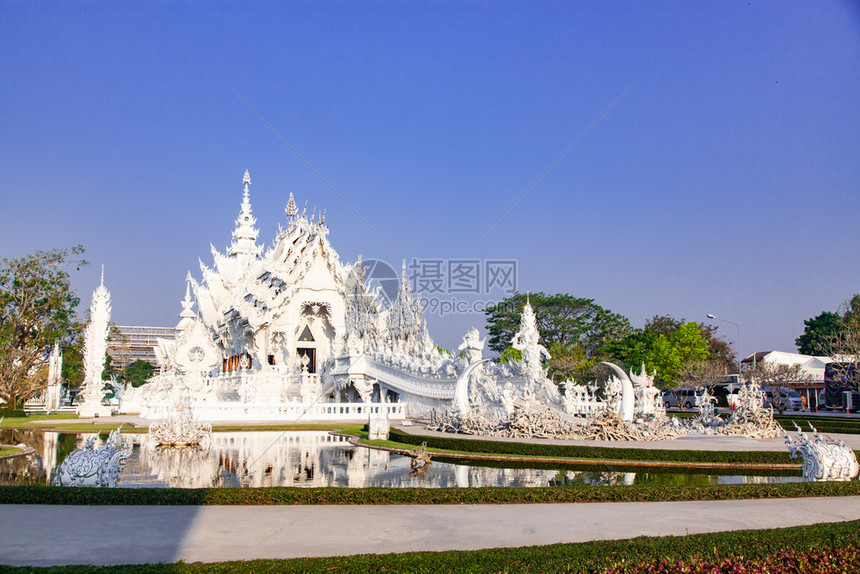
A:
53;428;132;487
784;422;859;482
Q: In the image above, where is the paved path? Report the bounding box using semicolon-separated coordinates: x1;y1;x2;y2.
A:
3;497;860;566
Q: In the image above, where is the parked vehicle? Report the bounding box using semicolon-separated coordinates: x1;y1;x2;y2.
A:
662;388;705;410
763;388;802;411
823;362;860;410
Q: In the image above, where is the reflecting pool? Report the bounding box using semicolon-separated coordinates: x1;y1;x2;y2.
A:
1;429;802;488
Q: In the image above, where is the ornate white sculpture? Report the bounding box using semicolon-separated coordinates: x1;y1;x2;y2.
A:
368;411;391;440
511;299;551;381
44;341;63;413
784;423;859;482
77;267;113;418
147;396;212;447
600;362;635;421
53;428;132;487
721;381;781;438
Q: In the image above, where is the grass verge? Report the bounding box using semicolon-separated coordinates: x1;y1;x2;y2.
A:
2;518;859;573
1;480;858;505
0;445;22;457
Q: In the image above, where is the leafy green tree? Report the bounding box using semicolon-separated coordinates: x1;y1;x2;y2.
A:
795;295;860;358
796;311;844;356
497;346;522;364
0;246;86;408
120;360;156;387
484;292;631;380
485;293;630;353
603;330;658;373
606;321;710;387
61;345;84;389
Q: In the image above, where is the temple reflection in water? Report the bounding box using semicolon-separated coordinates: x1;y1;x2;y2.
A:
2;430;801;489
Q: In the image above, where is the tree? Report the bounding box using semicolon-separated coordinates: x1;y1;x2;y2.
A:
796;311;844;356
120;360;156;387
484;292;631;381
61;343;84;390
604;330;658;373
744;362;812;415
797;295;860;391
605;320;710;388
0;246;86;408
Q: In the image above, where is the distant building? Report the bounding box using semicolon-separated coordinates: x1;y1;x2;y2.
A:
741;350;832;408
740;350;832;382
108;326;176;370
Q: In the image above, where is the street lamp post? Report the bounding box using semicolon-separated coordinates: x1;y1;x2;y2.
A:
706;314;742;377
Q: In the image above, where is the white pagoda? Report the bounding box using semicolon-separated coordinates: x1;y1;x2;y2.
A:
122;170;628;424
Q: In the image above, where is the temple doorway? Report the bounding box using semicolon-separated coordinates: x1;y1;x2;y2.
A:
297;348;316;373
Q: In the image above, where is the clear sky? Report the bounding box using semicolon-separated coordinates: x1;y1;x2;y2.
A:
1;1;858;358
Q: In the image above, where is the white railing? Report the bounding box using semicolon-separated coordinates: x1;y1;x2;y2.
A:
140;400;406;421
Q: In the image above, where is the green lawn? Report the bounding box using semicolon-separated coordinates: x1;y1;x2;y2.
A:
0;445;21;456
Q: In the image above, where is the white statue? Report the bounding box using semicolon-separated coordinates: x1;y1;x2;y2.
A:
511;299;551;381
77;267;113;418
44;341;63;413
784;423;859;482
368;411;390;440
53;428;131;487
458;328;485;364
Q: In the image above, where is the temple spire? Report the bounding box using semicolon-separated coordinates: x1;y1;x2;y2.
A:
228;169;261;258
177;272;196;329
286;192;297;219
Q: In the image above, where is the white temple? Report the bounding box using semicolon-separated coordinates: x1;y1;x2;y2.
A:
123;171;470;420
117;170;779;441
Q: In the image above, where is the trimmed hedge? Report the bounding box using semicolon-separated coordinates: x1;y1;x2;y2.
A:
0;408;27;417
388;428;804;466
3;518;860;572
429;454;801;477
2;480;859;506
774;415;860;435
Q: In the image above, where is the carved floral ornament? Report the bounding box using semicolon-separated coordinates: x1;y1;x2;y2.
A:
174;322;221;374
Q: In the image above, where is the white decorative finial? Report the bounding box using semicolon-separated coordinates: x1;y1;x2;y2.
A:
100;264;104;287
286;192;297;218
228;169;261;258
320;208;326;225
179;272;195;321
242;170;251;200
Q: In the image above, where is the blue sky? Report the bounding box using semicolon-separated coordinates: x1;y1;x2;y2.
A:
1;1;859;357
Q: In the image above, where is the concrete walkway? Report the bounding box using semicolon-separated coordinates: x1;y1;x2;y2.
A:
2;497;860;566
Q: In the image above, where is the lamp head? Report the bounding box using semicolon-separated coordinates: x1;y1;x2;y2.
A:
706;314;716;319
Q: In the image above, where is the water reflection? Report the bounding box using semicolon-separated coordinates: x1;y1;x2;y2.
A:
2;429;802;488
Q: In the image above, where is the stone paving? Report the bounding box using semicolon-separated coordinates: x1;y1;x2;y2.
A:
2;497;860;566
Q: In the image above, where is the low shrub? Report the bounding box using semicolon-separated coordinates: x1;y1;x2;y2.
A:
0;408;27;418
2;480;859;506
601;546;860;573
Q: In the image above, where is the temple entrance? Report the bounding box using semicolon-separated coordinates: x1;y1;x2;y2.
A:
297;348;316;373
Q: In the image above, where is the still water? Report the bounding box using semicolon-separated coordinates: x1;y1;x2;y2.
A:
1;429;801;488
